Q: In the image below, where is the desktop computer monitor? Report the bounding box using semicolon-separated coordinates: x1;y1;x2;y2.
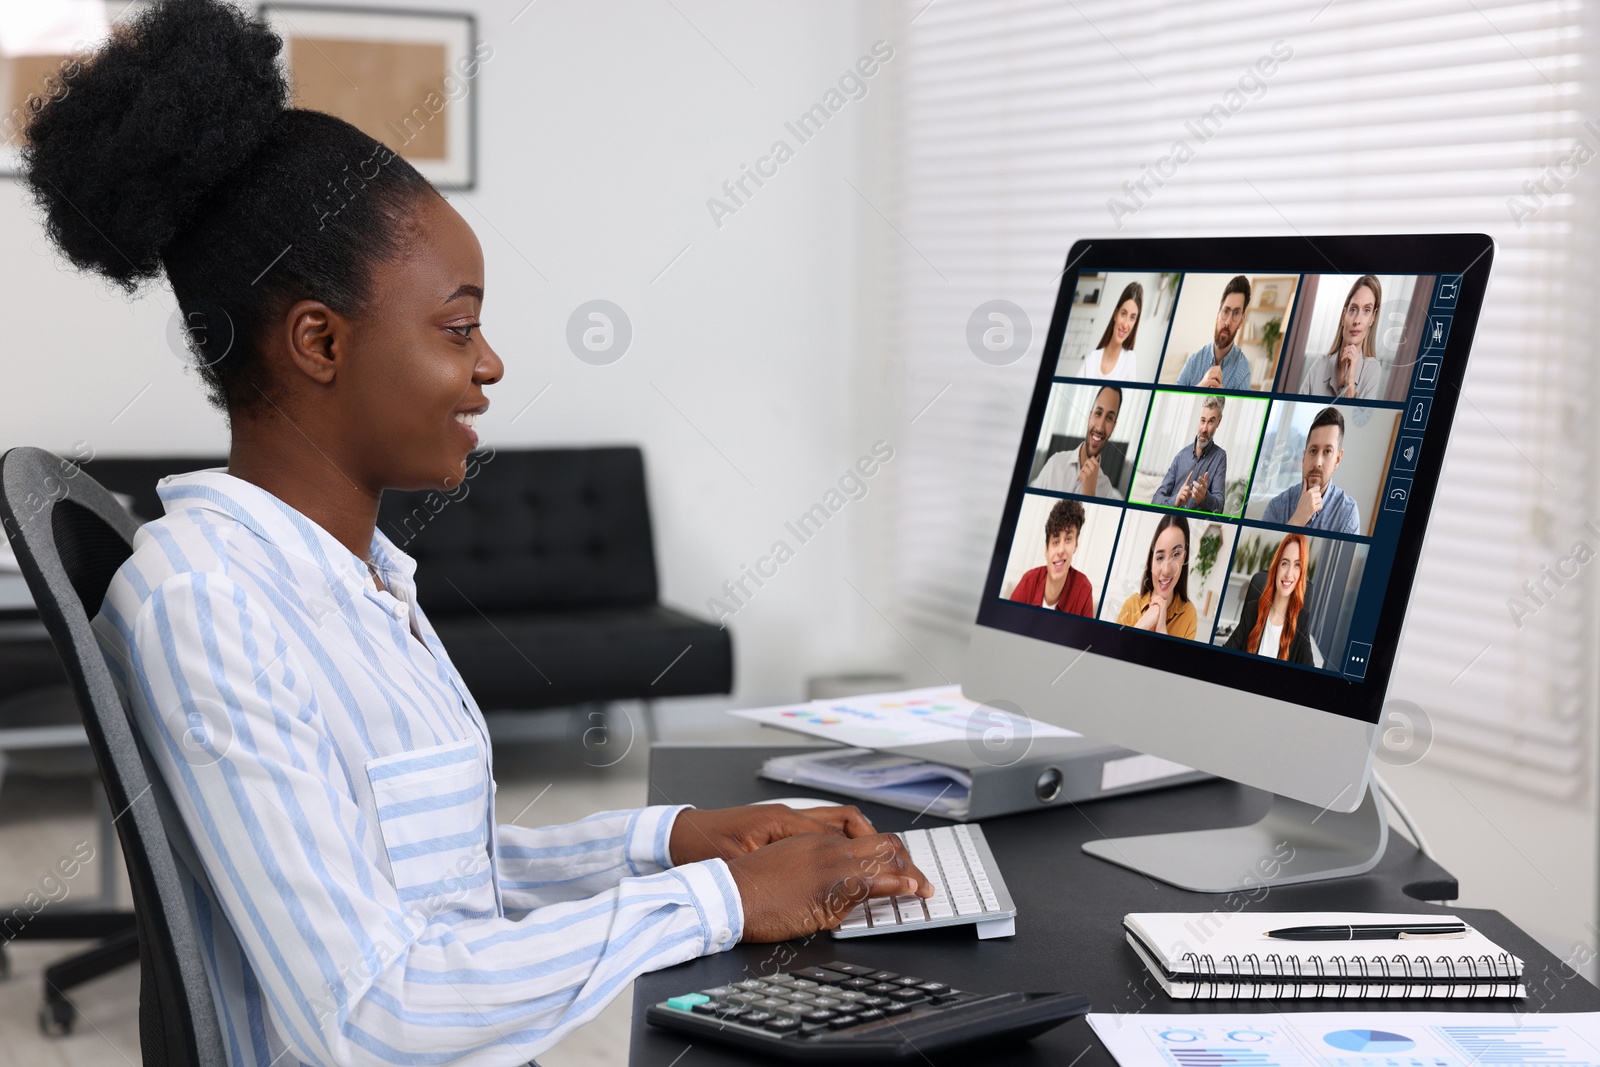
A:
962;234;1492;891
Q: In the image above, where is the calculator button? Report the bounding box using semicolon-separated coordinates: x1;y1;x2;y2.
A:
702;986;737;997
883;1002;915;1016
787;979;820;990
859;995;891;1008
691;1000;727;1015
834;990;866;1003
801;1009;837;1024
741;1011;774;1025
810;996;842;1009
825;962;876;976
841;978;874;991
827;1014;865;1030
762;1017;801;1034
785;991;816;1003
866;983;899;994
889;989;926;1003
772;1002;808;1016
868;971;899;981
892;976;923;986
754;998;790;1012
735;978;766;990
855;1008;888;1023
916;982;949;993
788;968;834;983
665;993;710;1011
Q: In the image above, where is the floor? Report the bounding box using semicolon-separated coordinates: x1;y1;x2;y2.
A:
0;701;777;1067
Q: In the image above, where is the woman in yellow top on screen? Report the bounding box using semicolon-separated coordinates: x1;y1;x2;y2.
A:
1114;514;1197;638
1298;274;1383;399
1079;281;1143;380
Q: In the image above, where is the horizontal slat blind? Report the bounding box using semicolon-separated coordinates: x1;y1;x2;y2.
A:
884;0;1593;796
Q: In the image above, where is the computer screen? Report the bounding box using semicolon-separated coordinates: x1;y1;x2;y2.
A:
974;235;1491;727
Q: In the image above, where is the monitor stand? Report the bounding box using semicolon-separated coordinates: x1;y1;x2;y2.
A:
1081;785;1388;893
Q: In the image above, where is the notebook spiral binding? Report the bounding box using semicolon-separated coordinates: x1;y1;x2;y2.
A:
1178;950;1519;999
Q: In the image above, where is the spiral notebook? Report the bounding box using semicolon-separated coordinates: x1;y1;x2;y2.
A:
1125;912;1524;999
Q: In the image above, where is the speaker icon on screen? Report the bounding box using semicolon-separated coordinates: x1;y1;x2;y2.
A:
1395;436;1422;472
1403;446;1415;463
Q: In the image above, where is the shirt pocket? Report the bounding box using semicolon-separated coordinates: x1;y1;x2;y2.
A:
365;738;497;922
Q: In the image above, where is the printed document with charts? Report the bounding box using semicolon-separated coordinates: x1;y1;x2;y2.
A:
1124;912;1523;999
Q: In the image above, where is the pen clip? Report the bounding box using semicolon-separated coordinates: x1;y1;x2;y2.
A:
1398;931;1467;940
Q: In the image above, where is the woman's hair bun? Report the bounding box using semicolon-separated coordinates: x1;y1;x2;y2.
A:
23;0;288;289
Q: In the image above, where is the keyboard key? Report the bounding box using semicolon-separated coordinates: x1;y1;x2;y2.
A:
895;897;928;923
839;907;870;931
763;1017;801;1033
665;993;709;1011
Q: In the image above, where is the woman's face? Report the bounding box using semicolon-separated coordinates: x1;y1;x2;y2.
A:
336;195;504;493
1149;526;1186;598
1275;540;1303;600
1341;285;1377;349
1112;298;1139;346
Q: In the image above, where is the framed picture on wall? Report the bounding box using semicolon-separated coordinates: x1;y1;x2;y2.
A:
258;4;480;189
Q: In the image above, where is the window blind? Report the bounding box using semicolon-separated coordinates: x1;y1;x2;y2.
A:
882;0;1593;797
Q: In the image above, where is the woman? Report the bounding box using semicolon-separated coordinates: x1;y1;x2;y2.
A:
1299;275;1383;399
1080;281;1143;380
27;3;928;1063
1008;498;1095;615
1113;514;1197;639
1225;534;1315;664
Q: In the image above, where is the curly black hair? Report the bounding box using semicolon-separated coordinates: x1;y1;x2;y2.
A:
21;0;439;414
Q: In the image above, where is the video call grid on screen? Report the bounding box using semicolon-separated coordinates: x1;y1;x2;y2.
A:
977;235;1492;724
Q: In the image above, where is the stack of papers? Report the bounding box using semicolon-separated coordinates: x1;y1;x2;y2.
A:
760;748;973;818
731;684;1079;749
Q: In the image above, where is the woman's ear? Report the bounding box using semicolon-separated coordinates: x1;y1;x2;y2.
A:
281;299;344;386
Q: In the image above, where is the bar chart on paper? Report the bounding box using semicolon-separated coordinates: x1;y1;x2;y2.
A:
1088;1014;1600;1067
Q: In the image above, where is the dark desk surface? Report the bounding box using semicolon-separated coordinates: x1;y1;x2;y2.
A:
631;744;1600;1066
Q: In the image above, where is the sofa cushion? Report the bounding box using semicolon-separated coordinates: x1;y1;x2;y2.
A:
429;604;733;711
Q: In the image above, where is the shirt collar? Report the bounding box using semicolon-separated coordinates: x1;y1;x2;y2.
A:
156;469;420;596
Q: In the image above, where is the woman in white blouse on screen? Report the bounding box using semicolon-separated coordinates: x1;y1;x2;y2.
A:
1079;281;1143;380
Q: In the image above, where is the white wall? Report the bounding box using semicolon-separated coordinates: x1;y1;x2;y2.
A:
0;0;898;708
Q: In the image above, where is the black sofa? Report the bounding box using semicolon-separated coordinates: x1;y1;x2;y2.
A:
82;447;733;714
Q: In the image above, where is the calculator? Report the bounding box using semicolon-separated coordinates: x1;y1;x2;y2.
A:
644;958;1089;1060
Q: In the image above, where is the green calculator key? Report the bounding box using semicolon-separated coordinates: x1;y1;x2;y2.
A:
665;993;710;1011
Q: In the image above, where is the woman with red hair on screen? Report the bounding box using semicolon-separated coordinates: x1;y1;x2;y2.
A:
1226;533;1316;664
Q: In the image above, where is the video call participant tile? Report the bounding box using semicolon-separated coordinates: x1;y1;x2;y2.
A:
1054;271;1178;383
1127;390;1270;518
1157;272;1298;393
1244;400;1401;538
1213;526;1372;670
1274;273;1436;402
1098;509;1237;643
999;494;1122;617
1027;382;1152;502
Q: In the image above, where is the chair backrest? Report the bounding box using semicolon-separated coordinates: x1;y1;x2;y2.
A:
376;446;661;614
0;447;225;1067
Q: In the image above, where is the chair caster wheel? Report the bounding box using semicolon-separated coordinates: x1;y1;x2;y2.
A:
39;999;76;1036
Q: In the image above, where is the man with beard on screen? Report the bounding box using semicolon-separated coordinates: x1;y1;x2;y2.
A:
1030;385;1124;500
1175;275;1252;392
1152;395;1229;514
1261;405;1361;534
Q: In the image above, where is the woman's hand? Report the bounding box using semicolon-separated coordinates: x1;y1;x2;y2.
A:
1136;596;1164;631
1152;590;1171;634
1338;343;1360;396
726;831;934;942
668;803;877;865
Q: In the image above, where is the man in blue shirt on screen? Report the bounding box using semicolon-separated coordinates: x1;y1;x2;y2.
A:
1261;405;1362;534
1174;275;1252;392
1153;395;1230;513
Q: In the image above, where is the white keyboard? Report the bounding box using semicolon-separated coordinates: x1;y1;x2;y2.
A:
832;824;1017;940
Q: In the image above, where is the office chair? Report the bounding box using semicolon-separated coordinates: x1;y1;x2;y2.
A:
0;446;225;1065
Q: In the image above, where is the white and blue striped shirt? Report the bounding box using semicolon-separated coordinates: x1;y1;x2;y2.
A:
91;469;744;1067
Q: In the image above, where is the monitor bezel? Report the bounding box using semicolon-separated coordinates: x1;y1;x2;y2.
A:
973;233;1494;726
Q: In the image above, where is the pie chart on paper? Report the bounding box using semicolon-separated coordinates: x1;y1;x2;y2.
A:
1324;1030;1416;1053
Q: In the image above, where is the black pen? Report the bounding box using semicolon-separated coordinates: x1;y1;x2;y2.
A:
1267;923;1468;941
